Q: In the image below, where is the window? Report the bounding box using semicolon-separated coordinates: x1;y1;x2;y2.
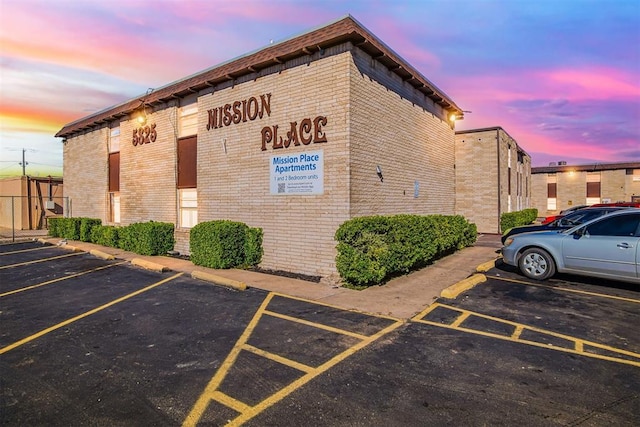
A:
547;174;557;210
109;127;120;153
586;213;640;237
109;192;120;223
586;172;601;205
177;136;197;188
177;135;197;228
108;152;120;192
179;189;197;228
179;102;198;137
108;126;120;223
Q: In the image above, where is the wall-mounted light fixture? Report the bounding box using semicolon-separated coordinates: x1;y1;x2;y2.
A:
376;165;384;182
449;110;472;123
137;106;147;125
136;88;154;126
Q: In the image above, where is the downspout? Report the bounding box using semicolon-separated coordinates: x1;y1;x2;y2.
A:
496;129;501;233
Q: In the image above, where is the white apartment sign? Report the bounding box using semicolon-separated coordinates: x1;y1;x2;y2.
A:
270;150;324;195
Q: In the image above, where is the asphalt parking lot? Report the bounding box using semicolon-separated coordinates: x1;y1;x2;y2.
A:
1;240;639;426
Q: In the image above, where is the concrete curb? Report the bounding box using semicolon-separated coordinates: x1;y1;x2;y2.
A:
440;273;486;299
61;245;83;253
191;270;247;291
131;258;168;272
90;249;115;260
476;258;497;273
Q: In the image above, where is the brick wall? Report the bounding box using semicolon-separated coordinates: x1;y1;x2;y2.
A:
196;44;352;278
625;170;640;201
455;130;499;233
119;108;178;225
349;48;455;217
530;173;547;214
63;128;109;219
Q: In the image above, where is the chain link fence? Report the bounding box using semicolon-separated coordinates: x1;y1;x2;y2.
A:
0;196;69;242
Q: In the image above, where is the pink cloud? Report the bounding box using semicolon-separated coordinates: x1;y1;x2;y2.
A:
448;66;640;108
537;68;640;100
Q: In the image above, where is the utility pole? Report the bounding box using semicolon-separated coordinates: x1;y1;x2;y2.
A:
19;148;28;176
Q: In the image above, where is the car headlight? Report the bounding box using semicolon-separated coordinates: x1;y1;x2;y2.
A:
503;237;514;247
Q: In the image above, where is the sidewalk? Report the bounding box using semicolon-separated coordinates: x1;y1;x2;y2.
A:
0;227;49;242
32;234;502;320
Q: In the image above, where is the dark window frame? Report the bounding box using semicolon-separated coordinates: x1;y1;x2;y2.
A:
108;152;120;192
177;136;197;189
586;181;601;198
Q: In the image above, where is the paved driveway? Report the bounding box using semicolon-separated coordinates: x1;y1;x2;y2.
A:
1;241;638;426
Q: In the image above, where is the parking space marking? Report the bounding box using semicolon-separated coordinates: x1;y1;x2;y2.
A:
265;310;369;340
413;303;640;368
183;292;404;427
0;251;84;270
0;272;183;355
0;246;51;256
488;275;640;304
0;261;127;297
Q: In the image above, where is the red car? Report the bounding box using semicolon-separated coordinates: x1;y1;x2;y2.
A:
541;202;640;224
591;202;640;208
541;204;588;224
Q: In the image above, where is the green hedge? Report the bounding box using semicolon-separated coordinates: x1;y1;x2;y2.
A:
118;221;175;256
500;208;538;233
190;220;263;269
48;217;62;237
48;218;174;256
80;218;102;242
48;217;102;241
90;225;120;248
335;214;477;288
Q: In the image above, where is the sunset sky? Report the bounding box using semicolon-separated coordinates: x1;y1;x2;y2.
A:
1;0;639;177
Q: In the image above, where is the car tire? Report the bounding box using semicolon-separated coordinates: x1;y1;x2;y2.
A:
518;248;556;280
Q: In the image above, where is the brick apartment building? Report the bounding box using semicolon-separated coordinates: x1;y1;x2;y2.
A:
455;127;532;233
56;16;468;279
531;162;640;217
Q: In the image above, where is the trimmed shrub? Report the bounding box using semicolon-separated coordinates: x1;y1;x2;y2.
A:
500;208;538;233
48;217;101;241
118;221;174;255
335;214;477;288
244;226;264;267
91;225;120;247
190;220;263;269
336;230;389;287
48;217;62;237
80;218;102;242
61;217;82;240
48;218;172;256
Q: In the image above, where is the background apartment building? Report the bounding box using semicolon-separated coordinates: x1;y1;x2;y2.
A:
531;162;640;216
455;127;532;234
